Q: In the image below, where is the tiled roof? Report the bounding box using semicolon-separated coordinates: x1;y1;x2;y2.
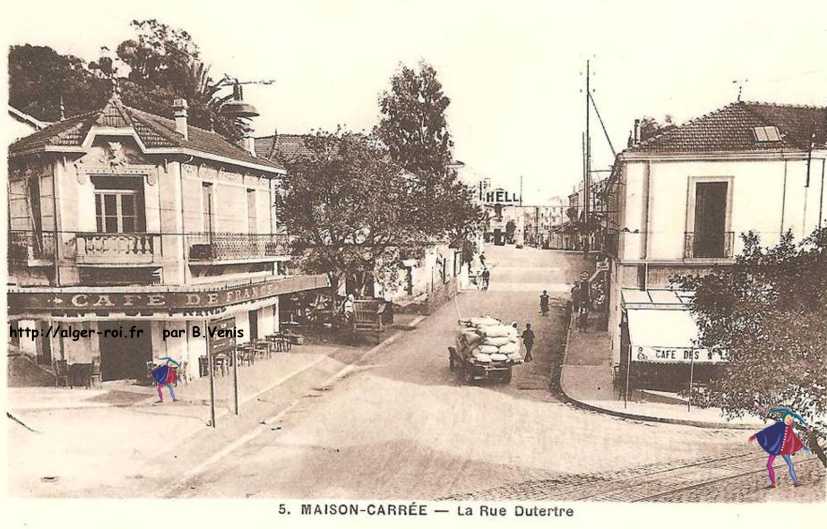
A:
255;133;314;163
627;101;827;154
9;96;284;172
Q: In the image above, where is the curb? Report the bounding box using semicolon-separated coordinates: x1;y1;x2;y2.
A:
558;308;755;430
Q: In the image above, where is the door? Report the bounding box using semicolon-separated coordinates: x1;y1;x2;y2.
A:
36;321;52;365
693;182;728;257
99;321;152;381
248;310;259;341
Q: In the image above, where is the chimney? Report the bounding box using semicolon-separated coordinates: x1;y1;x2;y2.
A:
633;119;640;145
173;99;188;140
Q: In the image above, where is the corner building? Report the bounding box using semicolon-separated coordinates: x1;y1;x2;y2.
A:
7;95;328;382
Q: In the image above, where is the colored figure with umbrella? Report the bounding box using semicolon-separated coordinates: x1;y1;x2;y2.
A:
748;407;809;488
152;357;180;403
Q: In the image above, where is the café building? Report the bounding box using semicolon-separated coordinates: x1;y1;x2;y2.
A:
7;94;328;382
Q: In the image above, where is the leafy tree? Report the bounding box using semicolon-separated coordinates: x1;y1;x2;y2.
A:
376;61;453;180
376;61;483;252
10;20;242;139
442;179;486;262
106;19;241;139
276;129;429;298
672;228;827;431
9;44;110;121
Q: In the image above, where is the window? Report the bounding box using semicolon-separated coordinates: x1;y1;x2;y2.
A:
202;183;214;234
753;126;781;142
247;189;257;234
95;191;140;233
91;176;144;233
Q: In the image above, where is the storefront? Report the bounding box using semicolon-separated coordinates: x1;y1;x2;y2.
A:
619;289;727;393
8;274;329;382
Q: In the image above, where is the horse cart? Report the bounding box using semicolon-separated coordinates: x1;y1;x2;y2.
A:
351;299;390;344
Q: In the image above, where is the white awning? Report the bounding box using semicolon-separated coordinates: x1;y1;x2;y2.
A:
626;308;727;363
626;308;699;348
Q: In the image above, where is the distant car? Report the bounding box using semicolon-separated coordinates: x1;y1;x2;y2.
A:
515;243;524;249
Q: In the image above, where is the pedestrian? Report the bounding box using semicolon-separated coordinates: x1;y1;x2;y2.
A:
539;290;550;315
570;282;581;313
343;293;355;318
481;267;491;291
749;411;808;488
577;279;590;332
151;356;179;403
521;323;535;362
579;279;592;311
479;252;486;269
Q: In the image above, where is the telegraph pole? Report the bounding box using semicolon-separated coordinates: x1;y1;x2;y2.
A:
584;59;591;253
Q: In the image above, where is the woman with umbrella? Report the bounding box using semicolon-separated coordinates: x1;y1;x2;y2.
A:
748;407;810;488
151;356;180;403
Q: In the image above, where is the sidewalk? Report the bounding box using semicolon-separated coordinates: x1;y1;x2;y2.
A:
7;316;424;497
559;311;764;429
8;349;329;416
8;314;423;415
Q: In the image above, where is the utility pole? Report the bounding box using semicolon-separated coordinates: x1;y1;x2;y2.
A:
584;59;591;253
519;175;524;206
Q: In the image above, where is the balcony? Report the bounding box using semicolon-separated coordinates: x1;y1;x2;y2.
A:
684;231;734;260
8;231;55;264
75;232;162;265
186;232;292;262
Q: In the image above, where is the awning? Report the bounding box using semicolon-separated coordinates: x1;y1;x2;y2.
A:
8;274;331;314
627;309;698;348
626;308;726;364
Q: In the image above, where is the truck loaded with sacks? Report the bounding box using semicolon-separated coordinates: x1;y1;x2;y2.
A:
449;316;524;384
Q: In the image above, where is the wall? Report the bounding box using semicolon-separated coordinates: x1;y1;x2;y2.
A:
620;155;827;262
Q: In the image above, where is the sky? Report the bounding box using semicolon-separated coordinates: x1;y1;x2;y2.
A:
4;0;827;201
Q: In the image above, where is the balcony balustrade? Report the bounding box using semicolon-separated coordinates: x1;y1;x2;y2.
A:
75;232;162;265
8;230;293;268
186;232;292;262
684;231;734;259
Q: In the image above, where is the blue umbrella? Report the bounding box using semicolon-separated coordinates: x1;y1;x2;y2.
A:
767;406;807;425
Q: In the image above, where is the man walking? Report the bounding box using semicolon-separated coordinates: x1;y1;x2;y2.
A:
539;290;550;315
481;267;491;291
521;323;535;362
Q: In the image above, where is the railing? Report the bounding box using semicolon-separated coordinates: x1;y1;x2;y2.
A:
75;232;162;264
684;231;734;259
7;231;56;262
186;232;293;261
8;230;294;267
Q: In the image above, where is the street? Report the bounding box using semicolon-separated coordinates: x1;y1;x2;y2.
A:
168;246;761;500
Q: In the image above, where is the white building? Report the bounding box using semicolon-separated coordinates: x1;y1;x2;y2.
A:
605;101;827;389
